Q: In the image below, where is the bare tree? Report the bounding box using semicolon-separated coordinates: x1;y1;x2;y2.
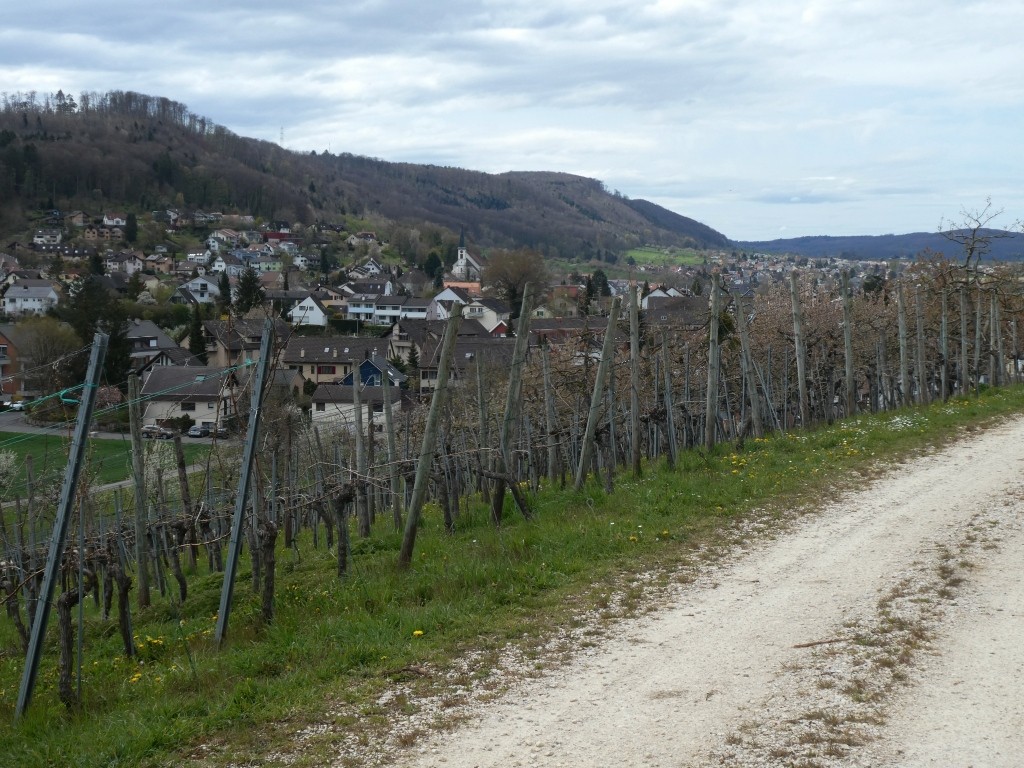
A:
939;198;1022;275
12;317;83;395
482;248;548;318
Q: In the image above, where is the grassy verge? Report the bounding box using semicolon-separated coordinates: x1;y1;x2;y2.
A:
1;389;1023;767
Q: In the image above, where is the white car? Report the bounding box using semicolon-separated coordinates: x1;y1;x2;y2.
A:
9;401;25;411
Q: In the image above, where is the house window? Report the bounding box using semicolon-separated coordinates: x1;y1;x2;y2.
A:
181;402;196;411
208;402;215;410
0;345;6;357
317;365;336;375
315;402;325;412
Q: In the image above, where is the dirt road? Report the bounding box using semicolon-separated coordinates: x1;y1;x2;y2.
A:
393;418;1024;767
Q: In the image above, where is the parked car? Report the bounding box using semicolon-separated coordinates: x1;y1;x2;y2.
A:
187;425;210;438
214;425;229;438
141;424;175;439
9;401;26;411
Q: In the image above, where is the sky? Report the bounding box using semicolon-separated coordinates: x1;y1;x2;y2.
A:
2;0;1023;241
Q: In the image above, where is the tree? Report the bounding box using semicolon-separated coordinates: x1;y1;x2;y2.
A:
88;252;105;275
125;271;144;300
939;197;1022;276
14;317;82;394
482;248;548;319
217;271;231;311
591;269;611;297
125;212;138;243
59;276;131;385
188;305;207;364
423;251;443;279
233;265;266;314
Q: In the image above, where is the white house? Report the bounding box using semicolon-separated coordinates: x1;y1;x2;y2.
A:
186;249;212;266
287;294;330;327
32;229;62;246
425;286;471;320
210;253;246;276
2;283;60;316
140;366;239;429
172;275;221;305
641;286;684;310
344;293;378;325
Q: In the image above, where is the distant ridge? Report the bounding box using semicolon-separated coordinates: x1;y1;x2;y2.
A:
735;230;1024;262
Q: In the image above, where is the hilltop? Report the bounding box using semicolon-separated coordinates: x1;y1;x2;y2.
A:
0;90;729;261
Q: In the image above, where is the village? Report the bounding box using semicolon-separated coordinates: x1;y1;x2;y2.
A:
3;207;897;433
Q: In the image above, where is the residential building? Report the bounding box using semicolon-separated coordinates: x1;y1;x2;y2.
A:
1;281;59;316
287;294;330;327
282;336;384;385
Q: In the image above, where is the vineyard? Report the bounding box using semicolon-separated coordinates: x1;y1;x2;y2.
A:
2;257;1024;765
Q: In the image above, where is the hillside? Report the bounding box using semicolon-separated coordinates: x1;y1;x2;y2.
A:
0;90;729;260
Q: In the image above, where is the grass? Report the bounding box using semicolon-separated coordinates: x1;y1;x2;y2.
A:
0;431;210;497
1;387;1024;767
624;246;707;269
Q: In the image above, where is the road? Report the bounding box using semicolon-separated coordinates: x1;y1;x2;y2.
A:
382;418;1024;768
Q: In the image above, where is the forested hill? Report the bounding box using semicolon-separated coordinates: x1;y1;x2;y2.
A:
0;90;729;259
736;231;1024;262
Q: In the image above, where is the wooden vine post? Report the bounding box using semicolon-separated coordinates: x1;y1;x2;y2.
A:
704;272;721;449
399;304;463;568
915;285;929;405
896;281;910;405
127;373;151;608
735;294;763;437
841;270;856;417
490;286;534;525
959;285;969;395
629;282;642;478
215;319;275;646
574;297;621;491
789;270;810;427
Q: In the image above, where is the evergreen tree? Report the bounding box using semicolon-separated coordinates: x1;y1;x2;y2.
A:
234;265;266;314
217;271;232;312
188;304;208;364
60;275;131;385
125;213;138;243
126;271;144;299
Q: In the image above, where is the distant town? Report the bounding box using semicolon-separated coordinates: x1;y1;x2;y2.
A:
0;205;941;430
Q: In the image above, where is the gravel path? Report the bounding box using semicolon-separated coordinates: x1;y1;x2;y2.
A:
393;418;1024;768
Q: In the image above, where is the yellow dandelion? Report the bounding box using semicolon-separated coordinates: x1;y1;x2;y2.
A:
412;630;424;637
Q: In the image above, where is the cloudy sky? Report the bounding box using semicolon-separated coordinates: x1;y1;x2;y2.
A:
2;0;1022;241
